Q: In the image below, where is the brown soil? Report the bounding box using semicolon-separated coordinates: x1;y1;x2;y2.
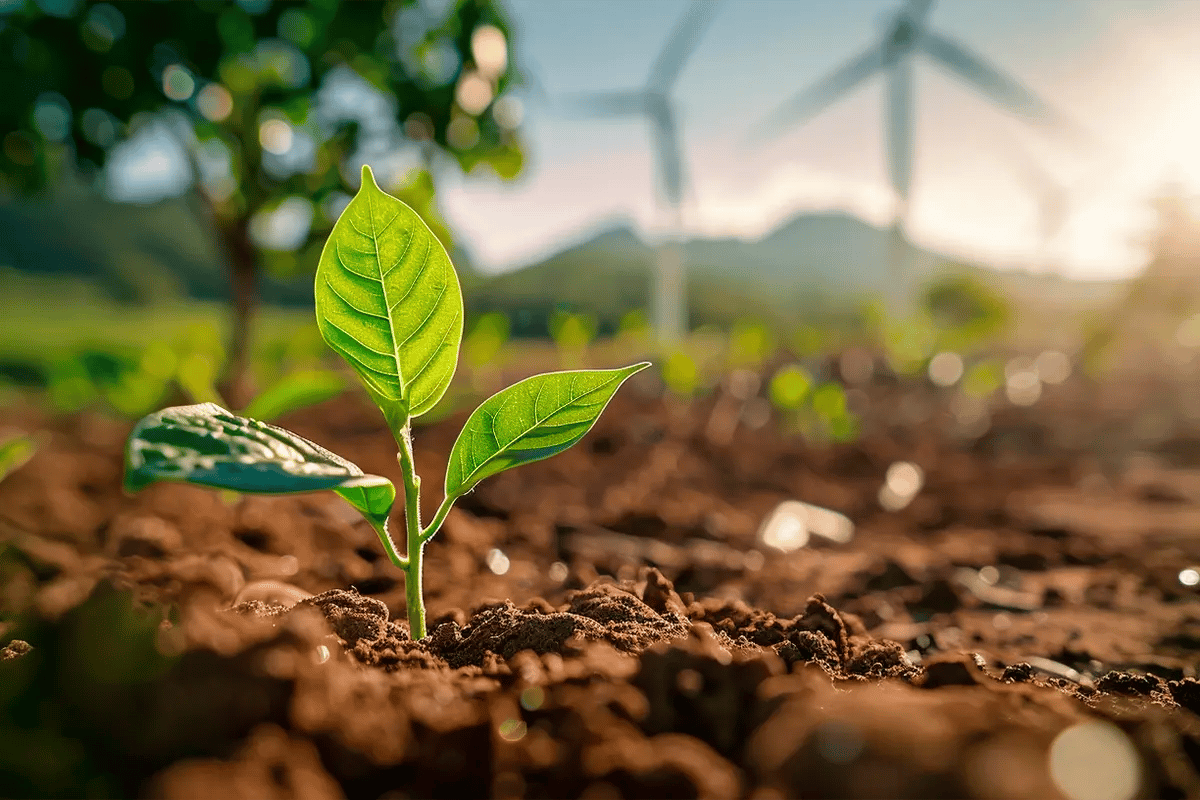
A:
2;372;1199;798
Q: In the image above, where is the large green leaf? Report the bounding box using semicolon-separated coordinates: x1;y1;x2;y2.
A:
123;403;395;526
445;363;649;498
315;164;463;426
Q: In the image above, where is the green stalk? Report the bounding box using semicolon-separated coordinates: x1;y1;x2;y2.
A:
421;496;455;544
370;518;408;570
395;425;426;639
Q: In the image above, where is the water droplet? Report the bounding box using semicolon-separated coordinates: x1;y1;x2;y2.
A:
498;718;527;742
519;686;544;711
1005;360;1042;406
928;352;964;387
548;561;568;582
1049;721;1140;800
486;548;510;575
879;461;924;511
758;500;854;551
1179;568;1199;587
314;645;330;664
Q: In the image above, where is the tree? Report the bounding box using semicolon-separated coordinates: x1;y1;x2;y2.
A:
0;0;525;403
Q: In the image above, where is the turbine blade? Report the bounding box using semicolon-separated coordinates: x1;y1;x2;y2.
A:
560;90;647;117
648;0;723;91
754;44;885;141
906;0;936;25
650;106;685;206
920;31;1058;123
887;60;914;202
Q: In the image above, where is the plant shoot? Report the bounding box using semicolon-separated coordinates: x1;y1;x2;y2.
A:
124;166;648;638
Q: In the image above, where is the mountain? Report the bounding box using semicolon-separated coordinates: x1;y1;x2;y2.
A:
0;193;1121;339
467;211;1128;337
468;213;956;335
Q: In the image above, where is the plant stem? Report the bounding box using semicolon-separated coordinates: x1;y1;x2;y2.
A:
420;496;455;544
370;518;408;570
395;425;426;639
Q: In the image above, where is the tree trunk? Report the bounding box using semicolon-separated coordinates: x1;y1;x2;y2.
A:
221;218;258;409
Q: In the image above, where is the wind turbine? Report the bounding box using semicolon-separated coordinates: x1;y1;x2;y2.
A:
755;0;1073;308
566;1;721;344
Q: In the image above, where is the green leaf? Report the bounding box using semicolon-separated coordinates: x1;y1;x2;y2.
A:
0;434;38;483
123;403;394;526
445;363;649;499
241;369;346;422
315;164;463;428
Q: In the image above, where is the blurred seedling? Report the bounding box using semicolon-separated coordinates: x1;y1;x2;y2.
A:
767;363;857;442
616;309;652;349
0;432;39;483
123;166;648;639
549;310;598;369
173;323;346;424
701;319;778;443
727;318;776;371
921;273;1011;354
769;364;813;414
660;350;700;398
462;311;511;392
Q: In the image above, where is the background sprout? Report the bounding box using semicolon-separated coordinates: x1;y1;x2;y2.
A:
0;433;38;483
769;364;813;411
549;310;598;368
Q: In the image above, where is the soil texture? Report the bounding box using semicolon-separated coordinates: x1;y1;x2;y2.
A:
2;372;1199;798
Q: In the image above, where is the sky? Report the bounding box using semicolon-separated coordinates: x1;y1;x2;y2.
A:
110;0;1200;282
432;0;1200;281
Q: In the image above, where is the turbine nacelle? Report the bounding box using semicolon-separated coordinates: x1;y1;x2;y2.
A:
756;0;1072;210
881;0;935;64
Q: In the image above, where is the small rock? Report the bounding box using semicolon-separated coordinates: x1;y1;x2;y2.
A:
0;640;32;661
640;566;687;616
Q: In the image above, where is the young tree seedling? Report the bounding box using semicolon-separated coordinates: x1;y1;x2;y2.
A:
124;166;649;639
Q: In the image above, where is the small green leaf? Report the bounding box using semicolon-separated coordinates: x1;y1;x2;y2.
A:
315;164;463;429
445;363;649;498
123;403;395;526
241;369;346;422
0;434;37;483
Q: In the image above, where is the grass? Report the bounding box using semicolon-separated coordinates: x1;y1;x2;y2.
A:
1;274;314;360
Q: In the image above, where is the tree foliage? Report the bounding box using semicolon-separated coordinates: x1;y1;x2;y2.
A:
0;0;526;398
0;0;525;200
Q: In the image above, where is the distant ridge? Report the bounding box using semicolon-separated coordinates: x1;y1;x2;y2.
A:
0;196;1121;337
469;212;948;334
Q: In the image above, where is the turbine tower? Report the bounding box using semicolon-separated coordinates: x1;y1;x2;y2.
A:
755;0;1071;308
567;1;721;344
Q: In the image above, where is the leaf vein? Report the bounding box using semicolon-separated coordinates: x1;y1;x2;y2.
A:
323;318;398;362
322;278;389;321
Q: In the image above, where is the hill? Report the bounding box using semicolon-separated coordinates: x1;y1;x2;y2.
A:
0;195;1122;339
469;212;1122;335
